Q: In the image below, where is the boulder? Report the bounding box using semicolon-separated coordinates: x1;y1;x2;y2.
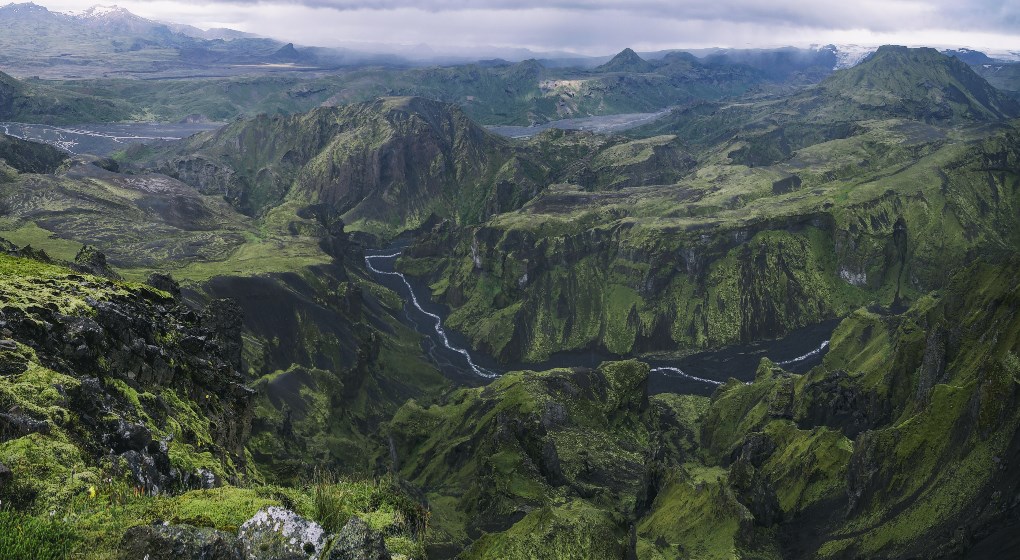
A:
327;517;390;560
238;506;327;560
118;522;242;560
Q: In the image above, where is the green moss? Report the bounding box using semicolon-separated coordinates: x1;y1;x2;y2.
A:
760;421;853;516
637;465;751;560
159;487;284;532
462;500;626;560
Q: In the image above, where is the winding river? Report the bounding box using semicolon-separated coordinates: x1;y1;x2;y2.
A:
365;248;837;396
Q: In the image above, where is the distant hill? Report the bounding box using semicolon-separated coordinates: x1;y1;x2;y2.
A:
699;45;839;82
633;45;1020;167
0;70;130;123
821;45;1020;121
0;2;297;78
595;48;656;73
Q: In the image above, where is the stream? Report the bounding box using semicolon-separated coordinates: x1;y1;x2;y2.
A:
366;247;837;396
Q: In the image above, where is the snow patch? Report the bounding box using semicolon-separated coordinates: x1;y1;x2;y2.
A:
830;45;876;70
75;5;127;18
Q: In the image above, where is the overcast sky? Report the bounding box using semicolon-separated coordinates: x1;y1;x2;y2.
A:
36;0;1020;56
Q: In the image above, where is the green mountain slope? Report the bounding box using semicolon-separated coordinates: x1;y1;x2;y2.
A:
0;152;450;483
0;71;130;124
399;118;1020;362
635;46;1020;168
821;45;1020;122
381;259;1020;558
140;97;545;235
2;39;1019;560
138;96;697;237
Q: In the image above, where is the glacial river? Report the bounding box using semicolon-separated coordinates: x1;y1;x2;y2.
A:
365;247;837;396
0;122;221;156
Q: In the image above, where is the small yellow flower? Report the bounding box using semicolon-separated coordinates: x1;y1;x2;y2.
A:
88;485;97;499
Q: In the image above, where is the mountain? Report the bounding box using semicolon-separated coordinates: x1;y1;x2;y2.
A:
162;21;259;41
636;45;1020;167
3;21;1020;560
400;47;1020;364
595;48;656;73
139;97;545;235
0;2;297;78
821;45;1020;121
74;4;172;36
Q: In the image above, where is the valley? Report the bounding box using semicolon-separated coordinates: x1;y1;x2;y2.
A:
365;244;836;394
0;6;1019;556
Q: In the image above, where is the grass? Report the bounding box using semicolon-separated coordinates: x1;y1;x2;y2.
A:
0;220;83;262
0;510;78;560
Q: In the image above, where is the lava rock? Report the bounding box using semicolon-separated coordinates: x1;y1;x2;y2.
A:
238;506;327;560
0;411;50;441
203;299;243;371
0;339;29;375
104;419;153;454
146;273;182;298
119;522;243;560
327;517;390;560
73;245;122;280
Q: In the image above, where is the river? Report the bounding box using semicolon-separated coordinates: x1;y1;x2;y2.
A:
365;247;837;396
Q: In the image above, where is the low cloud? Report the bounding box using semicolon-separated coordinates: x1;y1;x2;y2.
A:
41;0;1020;54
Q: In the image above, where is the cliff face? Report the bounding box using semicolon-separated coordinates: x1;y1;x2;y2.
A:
0;245;253;514
400;121;1020;363
381;259;1020;558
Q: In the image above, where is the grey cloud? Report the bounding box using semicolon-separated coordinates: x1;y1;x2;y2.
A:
155;0;1020;34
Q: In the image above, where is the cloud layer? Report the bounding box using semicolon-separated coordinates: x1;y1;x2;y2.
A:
41;0;1020;55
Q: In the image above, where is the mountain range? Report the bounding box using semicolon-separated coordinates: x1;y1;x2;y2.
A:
0;18;1019;560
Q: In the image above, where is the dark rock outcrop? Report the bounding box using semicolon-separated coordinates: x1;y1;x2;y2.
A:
0;251;254;496
73;245;122;280
327;517;391;560
119;523;243;560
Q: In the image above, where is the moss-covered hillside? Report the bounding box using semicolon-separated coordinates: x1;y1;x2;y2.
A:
380;259;1020;558
399;48;1020;363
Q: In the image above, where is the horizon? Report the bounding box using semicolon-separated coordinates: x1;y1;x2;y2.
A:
9;0;1019;60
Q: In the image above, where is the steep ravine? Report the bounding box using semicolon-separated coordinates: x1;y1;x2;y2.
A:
365;244;837;396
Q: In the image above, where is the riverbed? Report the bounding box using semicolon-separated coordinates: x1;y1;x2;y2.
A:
0;122;222;156
365;247;836;396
